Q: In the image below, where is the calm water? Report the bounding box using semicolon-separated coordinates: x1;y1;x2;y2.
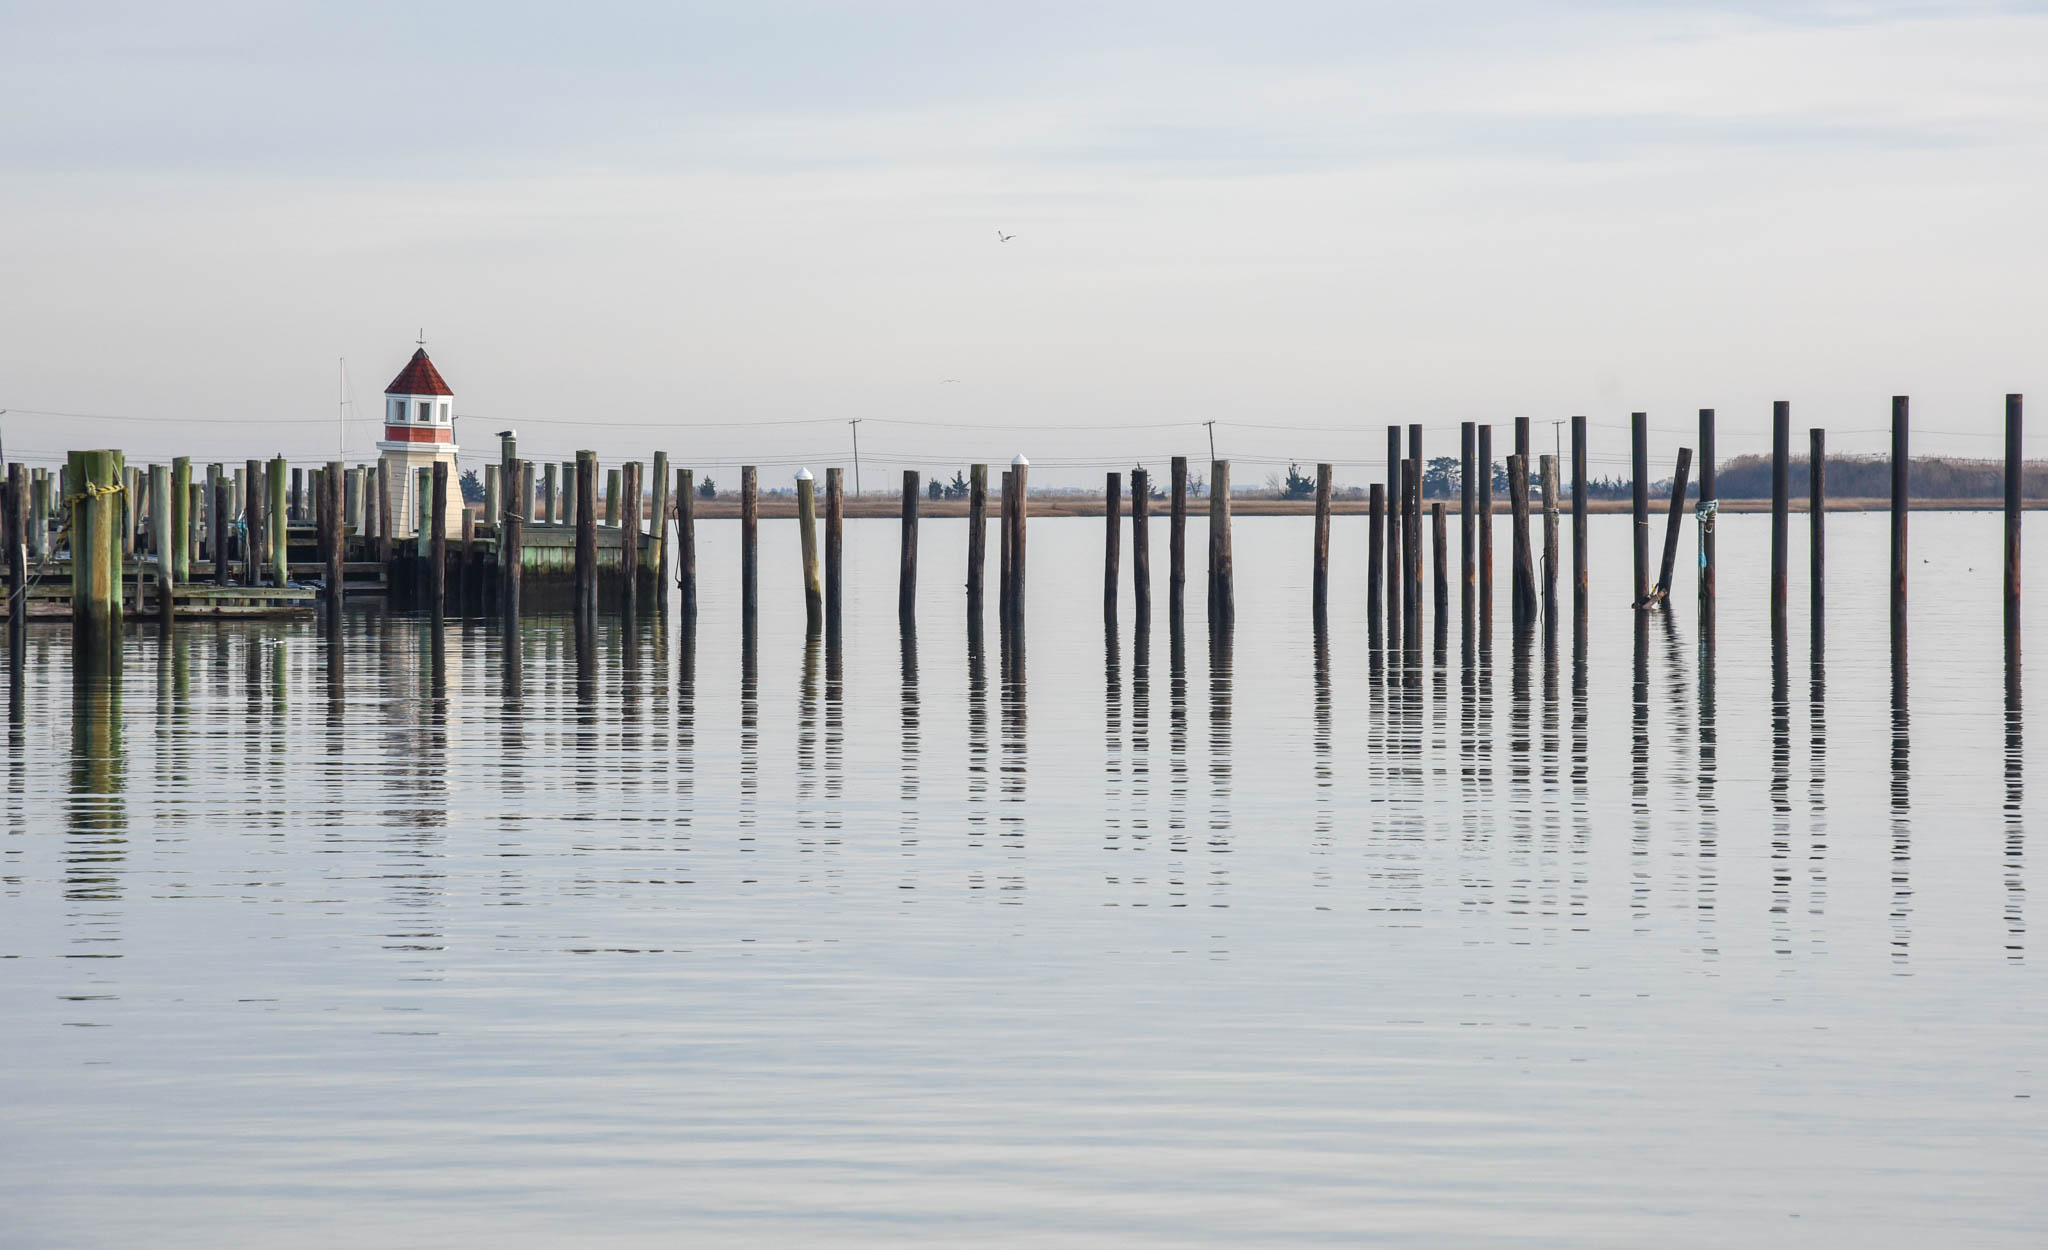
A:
3;513;2042;1247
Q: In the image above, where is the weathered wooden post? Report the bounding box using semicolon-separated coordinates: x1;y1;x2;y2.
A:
430;461;449;615
1386;427;1403;629
1408;425;1425;613
1312;463;1332;619
1771;400;1790;629
1460;422;1476;627
5;464;26;641
1010;455;1030;627
27;471;49;561
324;459;345;611
459;510;474;610
1654;449;1693;603
122;466;140;561
796;467;821;630
561;461;576;530
170;457;191;583
575;451;597;618
966;463;987;620
1892;396;1909;643
1208;458;1233;627
741;465;759;625
543;462;559;527
1697;409;1716;616
1508;454;1535;627
291;466;305;522
1405;458;1423;640
999;468;1014;626
483;464;500;533
1478;425;1495;628
498;431;517;526
242;460;261;585
1169;455;1187;618
2007;394;2022;639
651;451;670;598
1809;430;1825;633
621;460;642;617
70;451;126;655
1368;483;1385;635
821;467;838;634
503;460;527;620
605;468;621;528
1131;467;1151;621
900;470;920;625
211;476;230;586
1431;500;1448;619
149;463;175;626
1104;471;1121;626
266;457;288;588
1515;416;1530;467
1571;416;1588;619
673;467;698;622
1540;453;1559;620
1630;412;1649;609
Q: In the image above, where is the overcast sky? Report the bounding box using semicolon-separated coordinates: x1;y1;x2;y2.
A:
3;1;2044;487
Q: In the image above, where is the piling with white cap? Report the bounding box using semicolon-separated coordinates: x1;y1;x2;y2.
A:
797;467;821;628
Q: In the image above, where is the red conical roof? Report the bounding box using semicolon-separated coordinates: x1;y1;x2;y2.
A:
384;348;453;397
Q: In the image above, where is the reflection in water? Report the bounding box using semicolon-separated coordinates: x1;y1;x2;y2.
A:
741;614;759;839
1168;609;1188;901
1891;632;1912;964
1312;617;1332;895
2006;631;2025;959
1207;618;1233;918
900;624;920;887
966;618;988;844
1772;614;1792;956
1631;611;1650;929
677;617;699;837
68;664;125;903
1809;640;1829;939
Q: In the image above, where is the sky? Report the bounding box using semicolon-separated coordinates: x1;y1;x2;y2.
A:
3;0;2045;488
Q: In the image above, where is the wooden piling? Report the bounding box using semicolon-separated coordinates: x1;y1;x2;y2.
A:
5;464;25;640
1312;463;1332;618
966;463;987;619
1478;425;1495;627
575;452;597;618
1407;445;1424;612
797;469;821;629
1460;422;1476;624
150;464;175;626
1809;430;1825;632
1208;459;1233;627
1571;416;1588;618
999;469;1014;626
211;476;230;586
1010;457;1030;627
1540;453;1559;620
651;451;670;597
27;471;48;562
561;461;576;531
2007;394;2022;639
243;460;262;585
503;461;526;620
894;469;919;624
1630;412;1649;609
266;457;288;588
1131;468;1151;620
1431;501;1448;618
1891;396;1909;642
430;461;449;615
1771;400;1790;627
1105;471;1122;625
821;467;838;632
605;468;621;528
1387;427;1403;630
543;462;559;526
122;466;140;560
1508;454;1535;626
1515;416;1530;466
1698;408;1716;612
1404;458;1422;639
324;460;345;611
1169;456;1187;616
741;465;759;624
677;467;699;621
1368;483;1385;633
170;457;191;583
621;460;642;617
460;509;475;610
291;467;305;523
69;450;126;647
1654;448;1693;602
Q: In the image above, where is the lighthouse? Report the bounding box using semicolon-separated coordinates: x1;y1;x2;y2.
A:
376;346;465;537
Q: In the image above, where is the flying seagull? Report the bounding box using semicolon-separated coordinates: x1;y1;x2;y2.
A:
996;229;1015;242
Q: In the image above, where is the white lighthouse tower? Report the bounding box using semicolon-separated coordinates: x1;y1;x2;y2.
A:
376;345;465;537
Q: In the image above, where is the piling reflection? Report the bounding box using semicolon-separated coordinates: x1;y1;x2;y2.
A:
967;616;988;842
900;624;921;882
2005;631;2023;960
68;661;125;903
1891;631;1912;963
1206;617;1233;914
740;612;759;837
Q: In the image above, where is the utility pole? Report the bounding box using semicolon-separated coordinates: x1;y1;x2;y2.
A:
1205;420;1217;462
849;419;863;497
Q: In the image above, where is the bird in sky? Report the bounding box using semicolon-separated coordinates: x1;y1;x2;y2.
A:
996;230;1015;242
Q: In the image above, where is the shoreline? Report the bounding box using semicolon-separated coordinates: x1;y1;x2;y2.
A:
673;495;2045;520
